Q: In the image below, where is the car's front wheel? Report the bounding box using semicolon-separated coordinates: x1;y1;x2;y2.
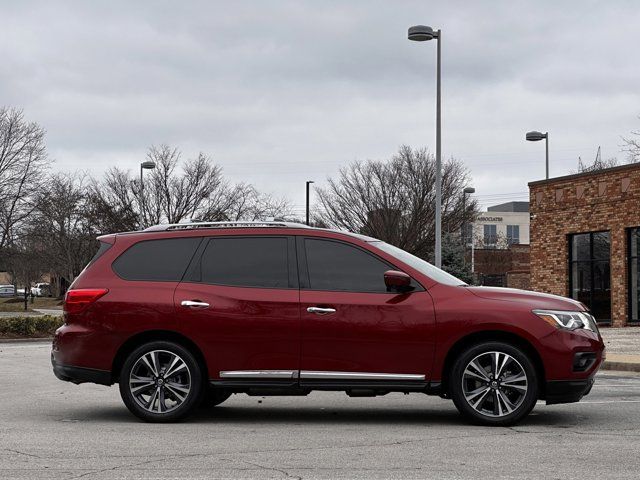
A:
119;341;203;422
449;341;539;426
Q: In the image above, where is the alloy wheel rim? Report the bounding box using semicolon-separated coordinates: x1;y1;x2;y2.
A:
461;351;528;418
129;350;191;414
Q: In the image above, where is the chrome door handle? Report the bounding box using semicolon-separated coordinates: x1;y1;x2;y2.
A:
181;300;210;309
307;307;336;315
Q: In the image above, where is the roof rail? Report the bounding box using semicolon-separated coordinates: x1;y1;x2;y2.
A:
143;221;311;232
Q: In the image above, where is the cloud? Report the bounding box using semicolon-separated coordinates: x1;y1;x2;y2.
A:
1;0;639;211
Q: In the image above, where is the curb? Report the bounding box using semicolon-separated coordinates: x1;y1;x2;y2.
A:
602;360;640;373
0;337;52;344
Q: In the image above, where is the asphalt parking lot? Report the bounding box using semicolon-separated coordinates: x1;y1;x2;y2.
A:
2;342;640;479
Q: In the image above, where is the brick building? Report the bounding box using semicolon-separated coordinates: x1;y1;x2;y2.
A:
473;244;530;289
470;202;531;289
529;163;640;327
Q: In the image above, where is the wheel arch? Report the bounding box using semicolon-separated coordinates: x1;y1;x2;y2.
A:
111;330;208;383
439;330;546;398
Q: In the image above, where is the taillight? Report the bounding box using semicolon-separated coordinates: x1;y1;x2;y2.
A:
64;288;109;314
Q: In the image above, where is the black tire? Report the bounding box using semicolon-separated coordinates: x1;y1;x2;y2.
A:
204;388;232;407
119;341;203;422
449;341;539;426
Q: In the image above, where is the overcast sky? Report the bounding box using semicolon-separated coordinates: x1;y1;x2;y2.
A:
2;1;640;215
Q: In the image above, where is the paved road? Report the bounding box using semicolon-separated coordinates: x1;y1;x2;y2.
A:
1;342;640;479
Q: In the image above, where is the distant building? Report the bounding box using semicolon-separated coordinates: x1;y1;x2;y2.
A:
529;163;640;326
471;201;530;248
470;201;531;288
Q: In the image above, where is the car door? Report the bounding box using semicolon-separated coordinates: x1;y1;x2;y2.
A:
174;235;301;383
298;236;436;381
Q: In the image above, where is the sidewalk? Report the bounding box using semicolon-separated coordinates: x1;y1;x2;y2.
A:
601;327;640;372
0;308;63;318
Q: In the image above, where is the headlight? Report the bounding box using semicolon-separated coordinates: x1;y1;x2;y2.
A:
533;310;599;333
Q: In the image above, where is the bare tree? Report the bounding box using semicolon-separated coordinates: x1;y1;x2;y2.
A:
86;168;138;233
5;243;45;310
315;146;478;261
622;117;640;163
206;183;293;221
27;173;97;295
574;156;619;173
94;145;292;228
0;107;51;249
138;145;226;225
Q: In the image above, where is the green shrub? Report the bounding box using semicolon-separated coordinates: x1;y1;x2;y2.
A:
0;315;64;338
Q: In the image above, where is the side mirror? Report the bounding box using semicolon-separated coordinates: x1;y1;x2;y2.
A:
384;270;413;293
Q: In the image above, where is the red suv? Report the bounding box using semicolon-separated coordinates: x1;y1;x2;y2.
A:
52;222;604;425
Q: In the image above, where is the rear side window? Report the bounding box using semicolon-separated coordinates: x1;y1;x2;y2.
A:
199;237;289;288
112;238;200;281
304;238;390;293
88;241;112;266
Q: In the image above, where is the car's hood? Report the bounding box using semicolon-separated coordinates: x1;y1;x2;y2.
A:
465;286;585;311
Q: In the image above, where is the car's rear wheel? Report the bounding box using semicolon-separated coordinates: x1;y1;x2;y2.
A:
119;341;203;422
449;341;538;426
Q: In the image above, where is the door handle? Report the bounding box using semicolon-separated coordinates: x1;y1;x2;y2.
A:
307;306;336;315
181;300;210;309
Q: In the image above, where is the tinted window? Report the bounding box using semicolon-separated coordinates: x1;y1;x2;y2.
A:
112;238;200;281
305;239;390;292
89;241;112;266
373;241;465;286
569;231;611;322
629;228;640;322
200;237;289;288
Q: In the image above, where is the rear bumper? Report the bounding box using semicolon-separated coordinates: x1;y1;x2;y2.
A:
545;377;595;405
51;354;112;386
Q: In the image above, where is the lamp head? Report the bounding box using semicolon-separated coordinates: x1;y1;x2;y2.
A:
408;25;438;41
141;161;156;169
526;131;547;142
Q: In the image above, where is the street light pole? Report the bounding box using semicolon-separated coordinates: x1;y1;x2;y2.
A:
139;161;156;229
435;29;442;269
306;180;314;226
462;187;475;266
409;25;443;268
545;132;549;179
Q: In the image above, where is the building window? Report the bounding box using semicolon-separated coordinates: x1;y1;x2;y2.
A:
506;225;520;245
483;224;497;247
569;232;611;323
629;228;640;323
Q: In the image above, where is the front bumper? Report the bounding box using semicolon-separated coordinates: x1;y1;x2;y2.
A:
545;377;595;405
51;354;112;386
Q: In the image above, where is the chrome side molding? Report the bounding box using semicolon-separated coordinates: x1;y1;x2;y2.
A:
299;371;426;381
219;370;299;379
219;370;426;381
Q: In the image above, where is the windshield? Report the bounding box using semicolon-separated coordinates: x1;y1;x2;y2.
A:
372;241;467;286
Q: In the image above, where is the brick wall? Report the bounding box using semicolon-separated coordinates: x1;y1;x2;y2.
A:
507;271;531;290
529;163;640;326
474;244;530;287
